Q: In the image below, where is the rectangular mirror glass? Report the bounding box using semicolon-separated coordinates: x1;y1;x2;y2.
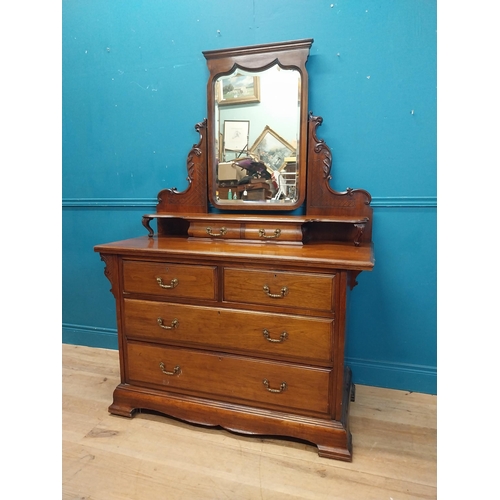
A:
214;65;301;205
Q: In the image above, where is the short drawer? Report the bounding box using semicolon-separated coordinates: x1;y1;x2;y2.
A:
126;342;331;415
243;222;303;243
188;221;242;239
123;260;216;300
223;268;335;312
123;299;334;363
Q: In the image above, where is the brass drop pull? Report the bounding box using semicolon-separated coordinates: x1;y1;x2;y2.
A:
159;362;180;376
263;285;288;298
263;329;288;343
157;318;179;330
206;227;227;237
156;277;179;289
258;228;281;239
263;379;287;393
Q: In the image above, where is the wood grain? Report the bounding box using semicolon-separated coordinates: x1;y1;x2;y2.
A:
63;344;436;500
95;236;374;272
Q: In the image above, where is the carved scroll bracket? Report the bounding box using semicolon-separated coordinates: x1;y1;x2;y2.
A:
348;270;362;291
142;216;155;237
100;254;119;298
309;113;333;181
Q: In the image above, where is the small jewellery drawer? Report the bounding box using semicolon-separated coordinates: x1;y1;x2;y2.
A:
123;299;334;363
126;342;331;415
188;222;242;239
243;223;303;243
123;260;216;300
223;268;336;312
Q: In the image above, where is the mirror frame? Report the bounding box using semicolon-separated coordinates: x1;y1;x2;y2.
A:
203;39;313;211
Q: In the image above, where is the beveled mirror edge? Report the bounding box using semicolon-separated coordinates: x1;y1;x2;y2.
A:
204;39;313;212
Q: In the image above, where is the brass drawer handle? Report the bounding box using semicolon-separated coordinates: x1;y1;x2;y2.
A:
263;329;288;343
157;318;179;330
258;228;281;239
263;285;288;298
159;362;180;376
263;379;287;393
156;277;179;289
206;227;227;237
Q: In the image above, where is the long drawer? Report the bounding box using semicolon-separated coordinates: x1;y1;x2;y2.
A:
223;268;336;312
123;299;334;363
123;260;217;300
126;342;331;415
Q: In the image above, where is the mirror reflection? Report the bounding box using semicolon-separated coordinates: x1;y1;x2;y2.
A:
214;64;301;204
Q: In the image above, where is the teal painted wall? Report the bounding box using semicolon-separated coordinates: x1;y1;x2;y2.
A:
62;0;437;394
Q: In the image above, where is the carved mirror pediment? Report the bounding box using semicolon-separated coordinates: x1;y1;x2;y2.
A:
203;39;313;211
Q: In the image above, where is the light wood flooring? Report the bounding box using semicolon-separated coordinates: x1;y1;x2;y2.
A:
62;344;437;500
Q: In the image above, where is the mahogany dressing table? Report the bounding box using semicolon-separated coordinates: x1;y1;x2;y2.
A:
95;39;374;461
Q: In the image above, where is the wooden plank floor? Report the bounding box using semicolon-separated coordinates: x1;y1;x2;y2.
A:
62;344;437;500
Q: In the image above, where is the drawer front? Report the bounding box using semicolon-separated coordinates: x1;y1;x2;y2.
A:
223;268;335;312
243;223;303;243
188;222;242;240
126;342;331;415
123;299;333;363
123;260;216;300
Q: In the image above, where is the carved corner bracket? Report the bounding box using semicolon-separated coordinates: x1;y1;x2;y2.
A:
100;254;120;298
348;271;362;290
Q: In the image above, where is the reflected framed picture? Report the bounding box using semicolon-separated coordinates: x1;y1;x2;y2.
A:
223;120;250;153
249;125;296;171
217;74;260;106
